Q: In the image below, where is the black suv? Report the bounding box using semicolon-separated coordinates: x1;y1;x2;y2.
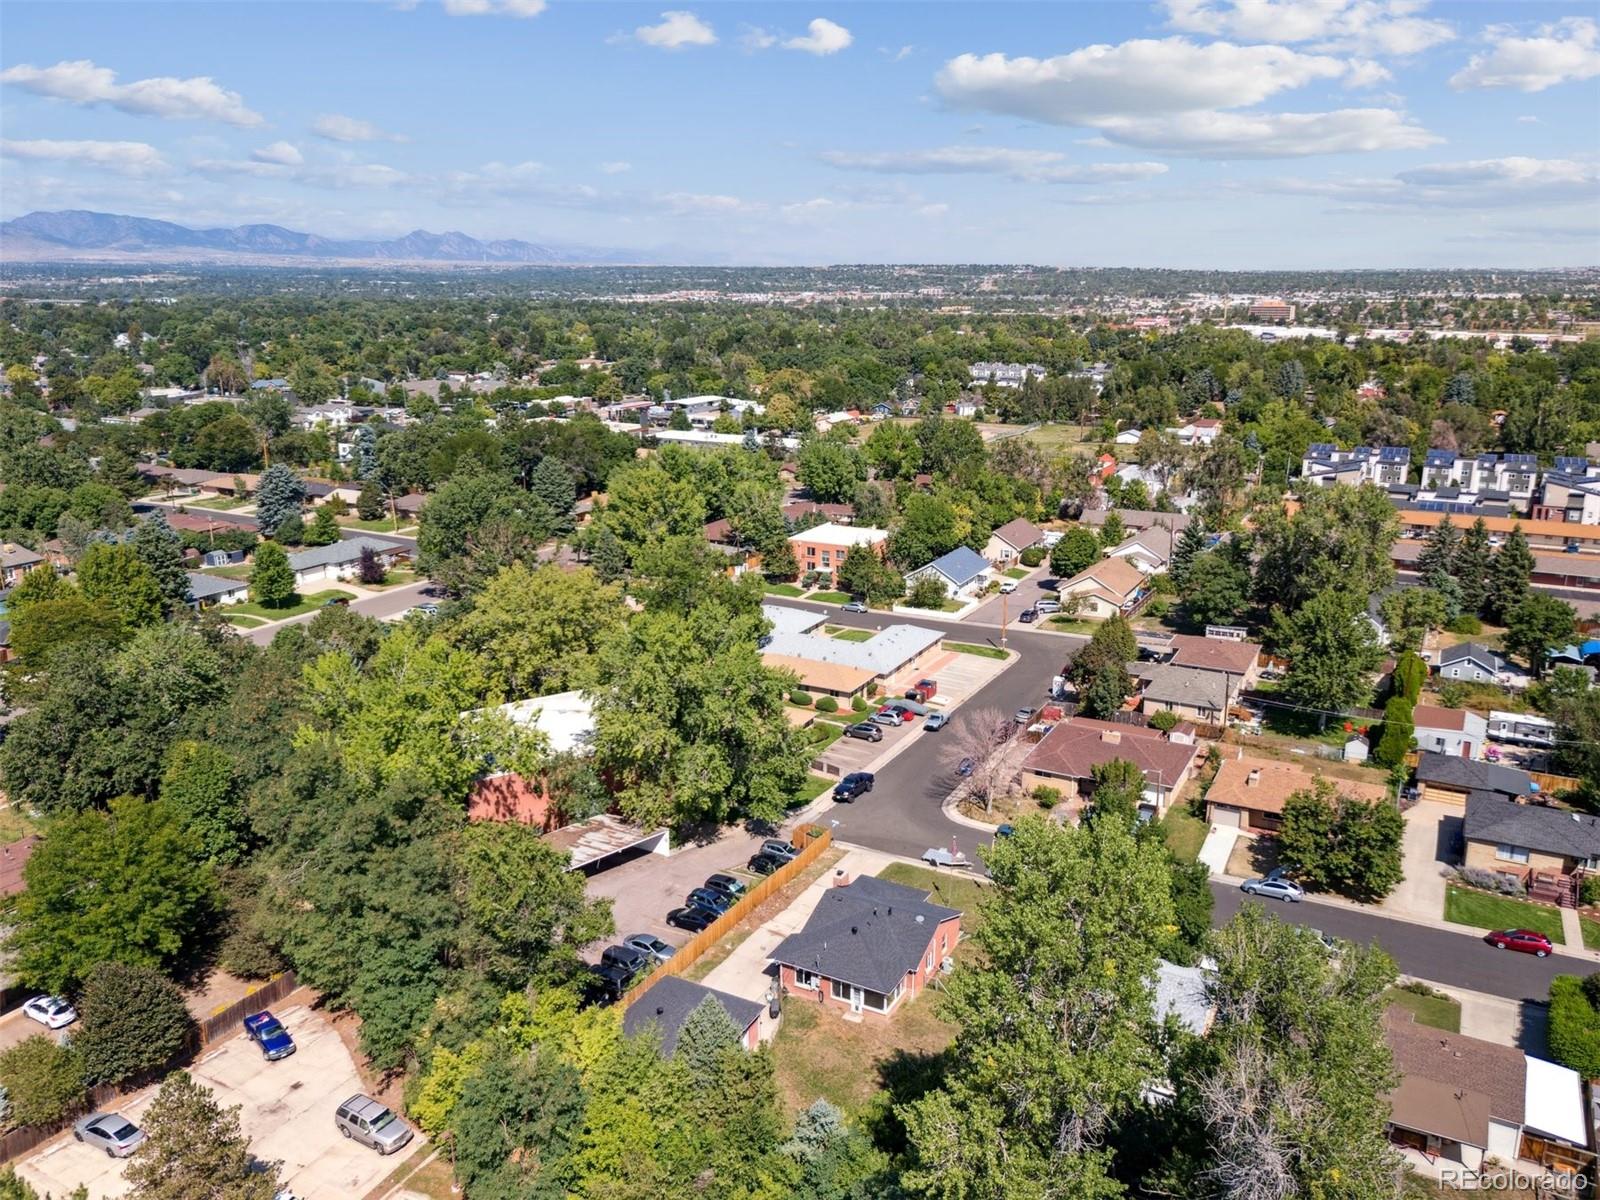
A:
834;772;874;802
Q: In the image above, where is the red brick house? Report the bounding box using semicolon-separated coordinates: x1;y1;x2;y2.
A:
770;874;961;1018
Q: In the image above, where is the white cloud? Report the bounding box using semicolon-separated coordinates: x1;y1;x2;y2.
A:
312;113;408;143
1093;107;1439;156
784;18;852;56
1247;156;1598;209
598;161;632;174
821;146;1167;183
251;141;303;166
1343;58;1392;87
884;45;915;62
0;59;262;126
659;191;753;214
935;40;1349;124
1450;18;1600;92
441;0;546;15
192;156;410;189
1397;156;1597;192
1162;0;1453;55
916;202;949;217
1;137;167;175
740;25;778;51
631;11;717;50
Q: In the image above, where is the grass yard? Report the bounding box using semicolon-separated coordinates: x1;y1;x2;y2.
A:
1583;917;1600;951
222;614;267;628
877;864;990;933
365;1150;453;1200
811;590;851;604
804;723;844;753
230;589;356;621
355;568;418;590
1018;423;1094;453
188;494;251;511
201;564;253;580
832;628;874;642
0;805;41;843
1047;617;1098;634
1003;567;1030;579
905;598;964;613
1443;885;1566;943
945;641;1007;659
763;582;804;597
1385;985;1462;1033
790;774;835;807
339;514;417;534
1161;803;1208;864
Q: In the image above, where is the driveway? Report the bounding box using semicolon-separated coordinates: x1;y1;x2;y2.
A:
962;568;1055;628
1379;800;1458;921
19;1004;420;1200
0;1005;65;1055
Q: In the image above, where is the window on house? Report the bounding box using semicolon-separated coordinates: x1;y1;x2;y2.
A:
1496;844;1530;864
863;986;896;1013
806;546;816;558
793;968;817;990
821;551;831;566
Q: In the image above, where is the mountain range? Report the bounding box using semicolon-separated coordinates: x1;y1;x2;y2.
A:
0;210;646;266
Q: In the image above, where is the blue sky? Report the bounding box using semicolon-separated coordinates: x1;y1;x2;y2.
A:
1;1;1597;266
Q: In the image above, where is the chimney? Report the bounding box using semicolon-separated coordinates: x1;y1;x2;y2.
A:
833;869;851;888
1246;769;1261;787
1101;729;1122;745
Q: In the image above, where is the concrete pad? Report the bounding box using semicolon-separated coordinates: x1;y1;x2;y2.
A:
1198;824;1242;877
1379;801;1457;921
1433;982;1551;1055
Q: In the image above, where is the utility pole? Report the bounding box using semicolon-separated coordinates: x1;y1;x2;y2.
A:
999;590;1008;649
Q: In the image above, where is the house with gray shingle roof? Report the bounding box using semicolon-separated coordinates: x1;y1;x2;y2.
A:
904;545;991;600
770;874;961;1019
185;571;248;609
623;977;763;1055
286;536;406;588
1463;793;1600;903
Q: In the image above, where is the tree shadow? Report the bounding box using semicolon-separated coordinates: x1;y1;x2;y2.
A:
859;1046;953;1159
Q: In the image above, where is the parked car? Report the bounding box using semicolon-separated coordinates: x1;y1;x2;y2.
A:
1565;542;1582;554
760;839;799;862
844;721;884;741
1013;707;1034;725
955;757;975;777
686;887;736;914
999;579;1018;594
335;1095;415;1155
834;772;875;802
622;934;676;964
666;905;720;932
1486;928;1553;957
924;711;949;731
1241;876;1304;903
1035;599;1062;614
1018;608;1037;623
869;711;901;727
842;599;868;613
907;678;939;702
747;851;787;875
703;873;748;900
411;602;440;617
22;995;77;1030
877;707;915;725
601;944;653;981
73;1112;146;1158
587;961;633;1003
323;596;351;607
995;824;1015;838
243;1010;297;1061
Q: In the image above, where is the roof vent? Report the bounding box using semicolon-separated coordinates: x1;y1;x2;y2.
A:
851;926;858;935
655;1006;665;1017
1246;769;1261;787
915;914;924;923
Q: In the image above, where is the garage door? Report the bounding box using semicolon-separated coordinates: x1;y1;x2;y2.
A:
1209;804;1242;828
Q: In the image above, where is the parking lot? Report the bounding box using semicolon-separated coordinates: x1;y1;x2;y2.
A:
19;1004;421;1200
0;1004;66;1055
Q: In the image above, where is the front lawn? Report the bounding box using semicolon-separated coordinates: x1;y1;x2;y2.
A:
790;774;835;808
354;569;418;590
877;864;990;933
222;614;267;629
230;589;357;621
1443;885;1566;943
1047;617;1099;634
1385;985;1461;1032
188;494;251;510
201;564;254;580
1004;567;1030;579
832;628;873;642
1582;916;1600;951
1161;804;1208;864
905;598;964;612
811;590;851;604
946;641;1006;659
339;514;418;534
763;582;805;597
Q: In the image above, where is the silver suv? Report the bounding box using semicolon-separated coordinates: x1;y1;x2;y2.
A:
335;1094;414;1155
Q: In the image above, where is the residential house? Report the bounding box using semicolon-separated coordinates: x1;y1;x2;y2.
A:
1413;751;1540;807
1384;1009;1591;1175
1136;663;1229;724
467;690;598;829
786;523;888;588
0;836;39;897
1019;716;1200;821
1105;525;1174;576
1534;470;1600;524
1057;556;1150;619
983;517;1043;567
0;544;45;588
198;472;261;497
968;362;1047;388
905;546;990;600
759;604;944;699
185;571;248;609
1300;444;1410;487
1412;704;1488;758
770;874;961;1019
1462;793;1600;906
1113;429;1143;446
1204;753;1390;835
285;536;406;589
623;977;763;1053
1435;643;1530;690
304;480;365;508
1080;508;1193;535
1164;632;1263;691
1486;709;1556;747
1172;418;1222;447
782;501;854;526
1153;959;1215;1035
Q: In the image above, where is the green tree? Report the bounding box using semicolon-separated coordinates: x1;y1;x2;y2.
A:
1373;696;1415;771
249;541;296;608
1098;509;1126;549
784;1099;887;1200
5;563;73;613
303;505;340;546
273;512;305;546
1455;517;1493;617
160;740;246;863
797;438;865;505
889;494;964;571
835;543;902;604
1180;550;1250;629
1279;778;1404;900
1415;516;1460;591
1253;485;1398;611
0;1037;85;1126
452;1040;586;1200
76;542;163;628
356;477;385;521
452;563;623;698
905;575;950;610
1168;519;1205;593
1380;587;1448;654
252;463;305;538
528;455;578;533
74;962;195;1086
1049;526;1101;579
7;796;217;993
125;1072;280;1200
1069;618;1135;719
1546;975;1600;1079
901;816;1175;1199
1504;593;1576;677
6;595;126;662
131;510;191;615
1487;526;1534;622
1273;589;1383;714
1393;650;1426;702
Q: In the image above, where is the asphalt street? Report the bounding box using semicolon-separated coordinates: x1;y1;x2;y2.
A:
774;598;1597;1000
242;579;433;645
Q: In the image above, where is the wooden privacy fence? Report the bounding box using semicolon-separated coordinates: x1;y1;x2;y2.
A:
199;970;298;1045
623;826;832;1010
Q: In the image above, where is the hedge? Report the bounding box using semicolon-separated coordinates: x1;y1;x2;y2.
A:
1548;975;1600;1079
790;691;814;708
1020;547;1045;567
815;696;838;713
851;695;868;712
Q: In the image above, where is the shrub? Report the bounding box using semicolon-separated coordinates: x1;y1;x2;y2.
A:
1144;597;1171;619
815;696;838;713
1033;786;1061;809
1447;614;1483;635
1437;680;1468;708
906;576;949;610
0;1037;85;1126
357;545;386;586
868;683;879;698
1581;874;1600;907
851;695;868;713
790;691;813;708
1454;864;1525;896
274;513;305;546
75;962;195;1085
1547;975;1600;1078
1020;547;1045;567
1147;710;1181;732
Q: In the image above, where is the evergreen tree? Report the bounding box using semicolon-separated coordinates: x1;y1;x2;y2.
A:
353;423;378;478
1455;517;1493;618
1169;519;1205;593
132;510;191;614
1488;526;1534;623
253;464;305;538
1373;696;1415;770
529;456;578;533
249;542;296;608
273;512;305;546
1098;509;1126;548
356;478;385;521
1274;359;1307;399
1415;516;1459;590
304;506;340;547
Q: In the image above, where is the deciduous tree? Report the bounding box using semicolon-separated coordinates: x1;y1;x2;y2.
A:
125;1072;280;1200
1504;593;1576;677
74;962;195;1086
249;541;295;608
77;542;163;628
1050;527;1101;579
1280;778;1404;900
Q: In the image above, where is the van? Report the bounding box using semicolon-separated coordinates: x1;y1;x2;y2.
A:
335;1095;414;1155
1035;599;1062;614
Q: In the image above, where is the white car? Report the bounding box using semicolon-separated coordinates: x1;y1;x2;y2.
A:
23;995;78;1029
999;579;1018;594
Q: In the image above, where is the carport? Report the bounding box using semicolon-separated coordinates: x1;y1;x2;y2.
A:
547;813;670;875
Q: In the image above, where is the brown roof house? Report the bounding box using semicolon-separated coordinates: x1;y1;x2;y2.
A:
1057;557;1150;620
983;517;1044;567
1166;633;1262;686
1020;717;1200;821
1204;753;1391;835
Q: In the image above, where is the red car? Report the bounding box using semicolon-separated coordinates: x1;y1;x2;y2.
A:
877;707;915;725
1487;928;1553;957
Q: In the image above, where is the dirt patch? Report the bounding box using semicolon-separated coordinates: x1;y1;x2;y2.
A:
183;968;267;1022
1226;834;1281;879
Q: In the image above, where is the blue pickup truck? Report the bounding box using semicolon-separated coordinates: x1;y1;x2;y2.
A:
243;1010;297;1061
